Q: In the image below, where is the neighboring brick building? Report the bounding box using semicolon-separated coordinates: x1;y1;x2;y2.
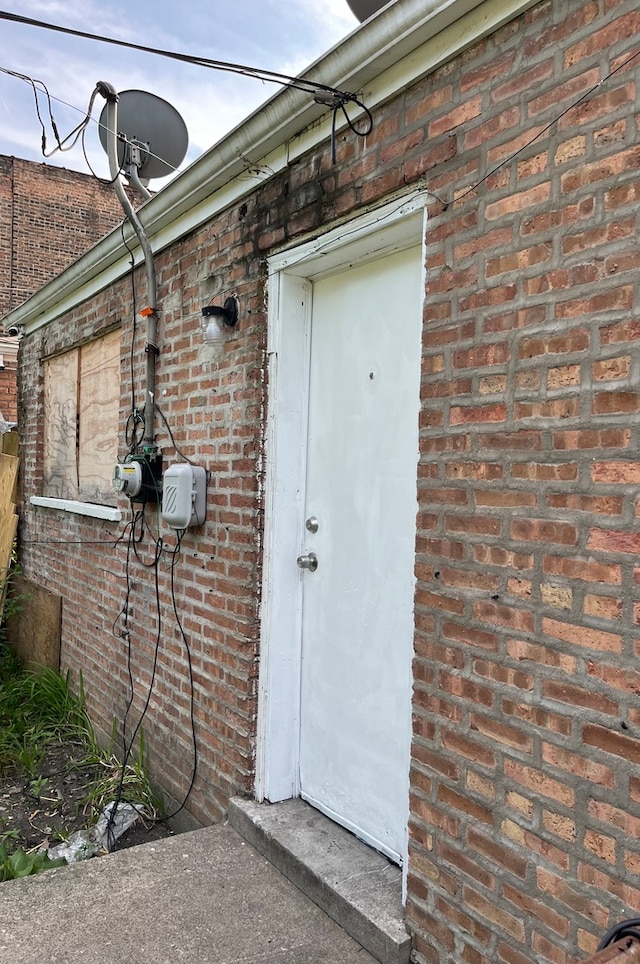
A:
0;156;127;317
0;156;127;420
7;0;640;961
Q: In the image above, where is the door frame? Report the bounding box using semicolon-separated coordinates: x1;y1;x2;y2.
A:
256;192;427;857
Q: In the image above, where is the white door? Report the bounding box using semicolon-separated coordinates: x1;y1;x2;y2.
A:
298;245;423;863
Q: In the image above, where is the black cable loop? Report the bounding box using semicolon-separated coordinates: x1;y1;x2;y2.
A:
598;919;640;951
329;96;372;163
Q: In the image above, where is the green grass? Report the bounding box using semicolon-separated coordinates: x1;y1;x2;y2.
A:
0;644;163;865
0;646;96;777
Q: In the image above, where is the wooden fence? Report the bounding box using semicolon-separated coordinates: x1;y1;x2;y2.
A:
0;431;19;611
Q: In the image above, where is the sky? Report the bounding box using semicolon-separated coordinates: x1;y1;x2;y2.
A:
0;0;360;185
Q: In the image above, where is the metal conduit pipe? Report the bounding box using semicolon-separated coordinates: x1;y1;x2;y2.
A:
96;80;158;450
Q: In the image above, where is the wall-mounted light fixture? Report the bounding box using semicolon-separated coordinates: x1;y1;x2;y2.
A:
201;296;239;344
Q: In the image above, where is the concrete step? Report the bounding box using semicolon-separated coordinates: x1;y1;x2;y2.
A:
228;797;411;964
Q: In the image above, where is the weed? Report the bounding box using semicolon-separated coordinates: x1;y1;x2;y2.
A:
0;844;66;881
0;650;96;777
0;646;164;871
28;776;48;799
81;729;162;823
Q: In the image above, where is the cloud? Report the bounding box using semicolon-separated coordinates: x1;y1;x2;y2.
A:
0;0;358;178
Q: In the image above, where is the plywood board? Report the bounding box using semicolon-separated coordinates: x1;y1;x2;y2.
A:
44;348;79;500
78;329;120;502
0;453;18;510
1;432;19;456
0;512;18;613
5;576;61;671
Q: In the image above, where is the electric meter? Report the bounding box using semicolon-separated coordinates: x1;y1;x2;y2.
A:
112;460;143;498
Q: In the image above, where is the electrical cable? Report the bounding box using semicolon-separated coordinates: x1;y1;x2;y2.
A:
22;527;129;548
160;530;198;821
155;405;194;465
107;514;198;842
0;68;180;179
597;919;640;951
0;10;367;106
0;68;131;181
330;98;373;163
0;67;98;157
106;511;163;850
455;45;640;205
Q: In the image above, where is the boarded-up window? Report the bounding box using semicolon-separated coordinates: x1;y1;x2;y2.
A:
44;329;120;503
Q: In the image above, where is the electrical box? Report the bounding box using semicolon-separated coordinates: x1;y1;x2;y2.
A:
161;463;207;529
112;451;162;504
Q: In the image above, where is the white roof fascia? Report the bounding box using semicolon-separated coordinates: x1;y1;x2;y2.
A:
7;0;537;334
0;338;18;360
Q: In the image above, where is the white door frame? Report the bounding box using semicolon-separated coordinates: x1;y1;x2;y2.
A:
256;192;427;857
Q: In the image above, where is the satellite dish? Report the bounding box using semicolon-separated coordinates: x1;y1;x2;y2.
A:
346;0;390;21
98;89;188;180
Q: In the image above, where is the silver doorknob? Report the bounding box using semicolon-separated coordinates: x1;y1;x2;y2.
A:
297;552;318;572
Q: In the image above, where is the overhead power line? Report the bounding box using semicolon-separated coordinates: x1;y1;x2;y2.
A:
0;10;373;167
0;10;367;104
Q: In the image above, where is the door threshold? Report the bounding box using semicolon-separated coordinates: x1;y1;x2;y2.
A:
227;797;410;964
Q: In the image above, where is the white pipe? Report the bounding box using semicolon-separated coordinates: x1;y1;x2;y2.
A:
96;81;158;448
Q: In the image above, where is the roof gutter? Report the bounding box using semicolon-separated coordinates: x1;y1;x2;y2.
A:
5;0;537;333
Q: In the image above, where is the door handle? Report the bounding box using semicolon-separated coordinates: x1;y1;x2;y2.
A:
297;552;318;572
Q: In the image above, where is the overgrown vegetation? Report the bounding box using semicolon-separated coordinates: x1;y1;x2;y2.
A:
0;642;165;880
0;656;95;777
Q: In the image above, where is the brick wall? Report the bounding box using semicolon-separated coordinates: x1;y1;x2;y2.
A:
405;1;640;961
16;0;640;959
18;203;267;826
0;157;128;317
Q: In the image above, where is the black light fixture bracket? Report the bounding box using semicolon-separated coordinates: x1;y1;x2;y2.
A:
201;296;238;328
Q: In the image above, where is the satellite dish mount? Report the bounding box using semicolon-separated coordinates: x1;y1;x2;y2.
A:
97;85;188;200
95;81;188;452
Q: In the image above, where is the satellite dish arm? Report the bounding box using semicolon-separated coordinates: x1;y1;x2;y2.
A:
127;163;152;202
96;81;158;449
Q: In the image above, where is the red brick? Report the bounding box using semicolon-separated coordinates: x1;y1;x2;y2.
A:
429;95;483;137
588;529;640;555
473;601;534;633
485;184;551;221
511;520;578;546
543;555;621;583
592;390;640;415
542;618;622;653
583;726;640;765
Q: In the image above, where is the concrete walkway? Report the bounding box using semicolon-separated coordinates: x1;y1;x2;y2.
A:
0;824;377;963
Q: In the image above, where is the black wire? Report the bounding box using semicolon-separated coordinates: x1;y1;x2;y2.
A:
598;919;640;951
131;510;161;568
0;68;48;151
108;517;198;839
81;121;126;184
22;539;122;545
155;405;194;465
22;527;128;548
0;67;97;158
107;512;163;850
161;531;198;821
0;10;364;102
456;45;640;205
124;412;145;452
